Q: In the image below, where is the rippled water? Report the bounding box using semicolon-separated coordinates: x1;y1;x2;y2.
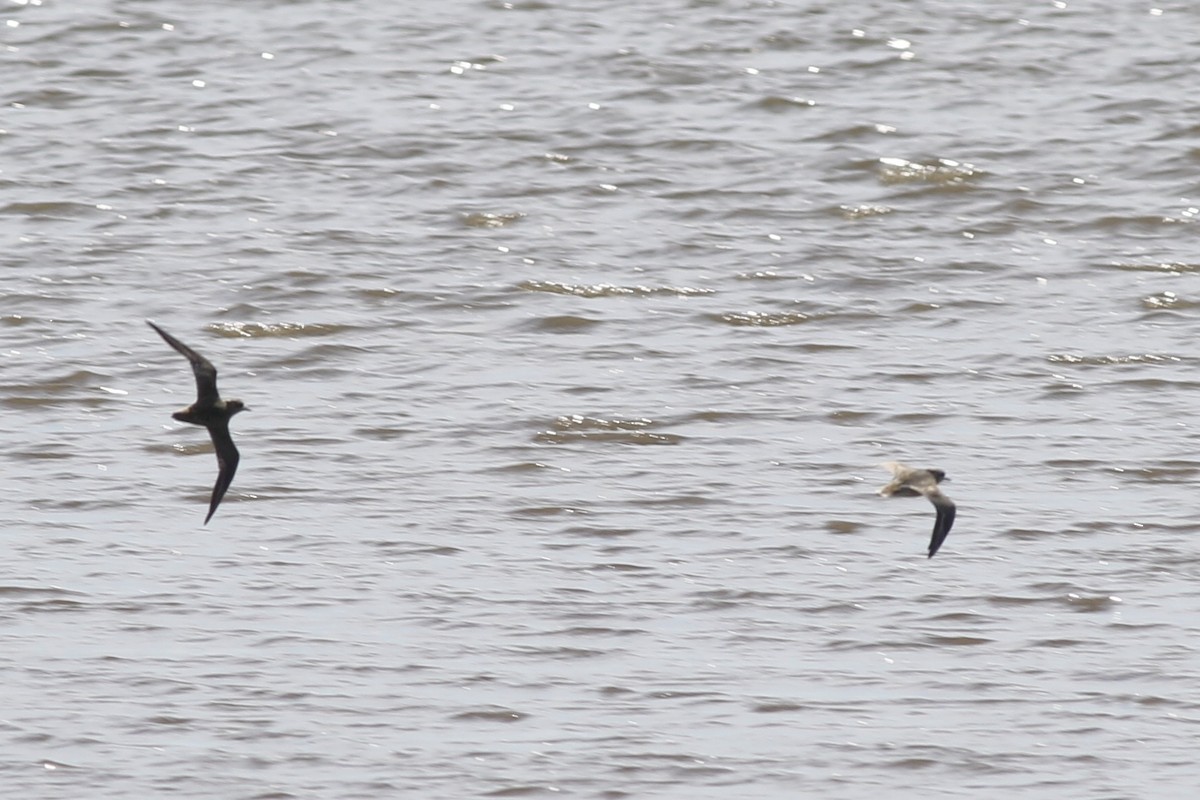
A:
5;1;1200;797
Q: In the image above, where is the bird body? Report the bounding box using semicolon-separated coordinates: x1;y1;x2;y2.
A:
147;321;247;524
878;461;956;558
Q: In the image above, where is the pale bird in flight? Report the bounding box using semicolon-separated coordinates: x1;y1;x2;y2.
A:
878;461;956;558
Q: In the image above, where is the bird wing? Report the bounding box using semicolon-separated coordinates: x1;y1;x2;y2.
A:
147;321;221;408
879;461;936;497
204;420;240;525
924;489;956;558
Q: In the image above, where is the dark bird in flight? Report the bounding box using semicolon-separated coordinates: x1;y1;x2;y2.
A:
147;321;248;524
878;461;956;558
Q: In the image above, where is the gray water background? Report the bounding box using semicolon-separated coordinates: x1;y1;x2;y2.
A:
4;1;1200;797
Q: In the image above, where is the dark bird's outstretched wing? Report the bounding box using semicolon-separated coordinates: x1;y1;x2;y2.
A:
204;421;240;524
925;491;956;558
147;321;221;407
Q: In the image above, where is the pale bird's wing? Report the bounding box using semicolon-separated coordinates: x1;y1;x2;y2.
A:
147;321;221;407
878;461;906;495
204;420;240;525
923;487;956;558
878;461;929;496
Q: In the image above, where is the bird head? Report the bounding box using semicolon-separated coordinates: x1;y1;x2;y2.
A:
227;399;249;415
929;469;947;483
